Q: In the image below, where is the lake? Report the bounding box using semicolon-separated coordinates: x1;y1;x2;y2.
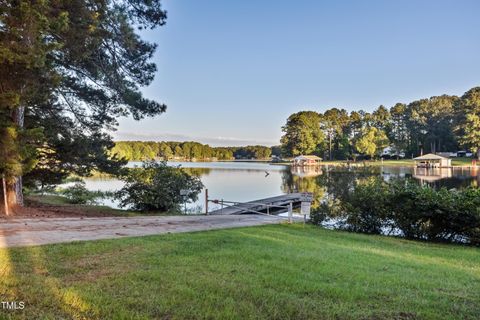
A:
82;161;480;212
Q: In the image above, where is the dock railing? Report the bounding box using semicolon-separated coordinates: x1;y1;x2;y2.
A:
204;189;309;223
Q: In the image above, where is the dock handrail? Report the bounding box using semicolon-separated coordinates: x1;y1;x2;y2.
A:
214;202;288;216
209;199;289;209
204;190;309;223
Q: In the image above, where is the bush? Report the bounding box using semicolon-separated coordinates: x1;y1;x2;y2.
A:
312;179;480;245
310;198;342;225
342;179;393;234
60;182;105;205
389;183;480;243
115;161;204;212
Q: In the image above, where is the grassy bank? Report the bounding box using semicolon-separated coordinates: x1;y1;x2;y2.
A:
24;195;165;217
1;224;479;319
320;159;415;166
279;157;477;167
452;157;478;166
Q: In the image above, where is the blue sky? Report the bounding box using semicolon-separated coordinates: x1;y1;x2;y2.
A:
114;0;480;146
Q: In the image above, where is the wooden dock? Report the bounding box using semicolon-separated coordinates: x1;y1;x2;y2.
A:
209;193;303;215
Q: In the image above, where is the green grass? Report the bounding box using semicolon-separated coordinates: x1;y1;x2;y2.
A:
1;224;479;319
26;194;81;206
313;158;477;167
24;195;165;217
451;157;477;166
320;159;415;167
276;159;416;167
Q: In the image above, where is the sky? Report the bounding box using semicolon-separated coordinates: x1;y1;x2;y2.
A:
114;0;480;146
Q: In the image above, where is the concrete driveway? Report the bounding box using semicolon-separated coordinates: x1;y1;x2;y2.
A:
0;214;286;248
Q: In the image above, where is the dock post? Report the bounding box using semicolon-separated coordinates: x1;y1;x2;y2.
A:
205;189;209;215
267;204;270;215
288;202;293;223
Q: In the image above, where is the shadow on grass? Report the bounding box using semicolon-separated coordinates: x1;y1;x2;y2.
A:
0;234;96;319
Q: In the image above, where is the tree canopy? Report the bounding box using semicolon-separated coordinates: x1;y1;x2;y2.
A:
280;111;325;157
1;0;168;205
111;141;274;161
456;88;480;159
354;127;389;159
281;87;480;160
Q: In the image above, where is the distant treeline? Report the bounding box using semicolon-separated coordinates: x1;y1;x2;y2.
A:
112;141;282;161
281;87;480;160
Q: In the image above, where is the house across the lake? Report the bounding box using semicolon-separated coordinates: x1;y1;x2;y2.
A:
292;155;322;167
413;153;452;168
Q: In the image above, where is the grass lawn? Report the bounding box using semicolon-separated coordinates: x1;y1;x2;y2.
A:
1;224;479;319
316;158;477;167
451;157;477;166
320;159;415;167
26;194;99;206
274;160;416;167
24;195;167;217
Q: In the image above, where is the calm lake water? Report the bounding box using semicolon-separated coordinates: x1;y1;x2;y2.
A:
83;161;480;212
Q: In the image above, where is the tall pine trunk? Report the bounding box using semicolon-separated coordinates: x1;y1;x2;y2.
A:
9;106;25;207
7;177;24;207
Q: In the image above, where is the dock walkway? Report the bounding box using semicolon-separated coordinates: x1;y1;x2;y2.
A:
209;193;303;215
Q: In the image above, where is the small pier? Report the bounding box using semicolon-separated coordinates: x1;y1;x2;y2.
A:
209;193;303;215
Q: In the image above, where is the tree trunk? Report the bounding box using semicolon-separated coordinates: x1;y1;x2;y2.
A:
329;134;332;160
10;105;25;207
13;177;24;206
477;149;480;161
7;187;18;206
2;176;9;216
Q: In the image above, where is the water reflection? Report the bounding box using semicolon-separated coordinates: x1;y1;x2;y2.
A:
281;170;325;210
290;166;322;178
410;167;479;189
82;162;480;212
413;167;452;183
282;165;480;211
181;167;212;177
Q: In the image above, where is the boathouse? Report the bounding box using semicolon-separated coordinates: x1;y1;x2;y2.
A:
292;155;322;166
413;153;451;168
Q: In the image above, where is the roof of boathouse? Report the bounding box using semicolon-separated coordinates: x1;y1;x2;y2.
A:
413;153;449;161
294;155;322;160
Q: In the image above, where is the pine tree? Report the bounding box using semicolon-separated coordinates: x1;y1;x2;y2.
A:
0;0;67;206
456;87;480;159
1;0;168;209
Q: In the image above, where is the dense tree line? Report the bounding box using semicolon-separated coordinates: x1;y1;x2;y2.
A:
1;0;167;207
281;87;480;160
111;141;276;161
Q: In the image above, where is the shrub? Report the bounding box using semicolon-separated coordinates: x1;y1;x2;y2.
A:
115;161;204;212
60;182;104;205
310;198;343;226
340;179;392;234
312;178;480;245
389;183;480;243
